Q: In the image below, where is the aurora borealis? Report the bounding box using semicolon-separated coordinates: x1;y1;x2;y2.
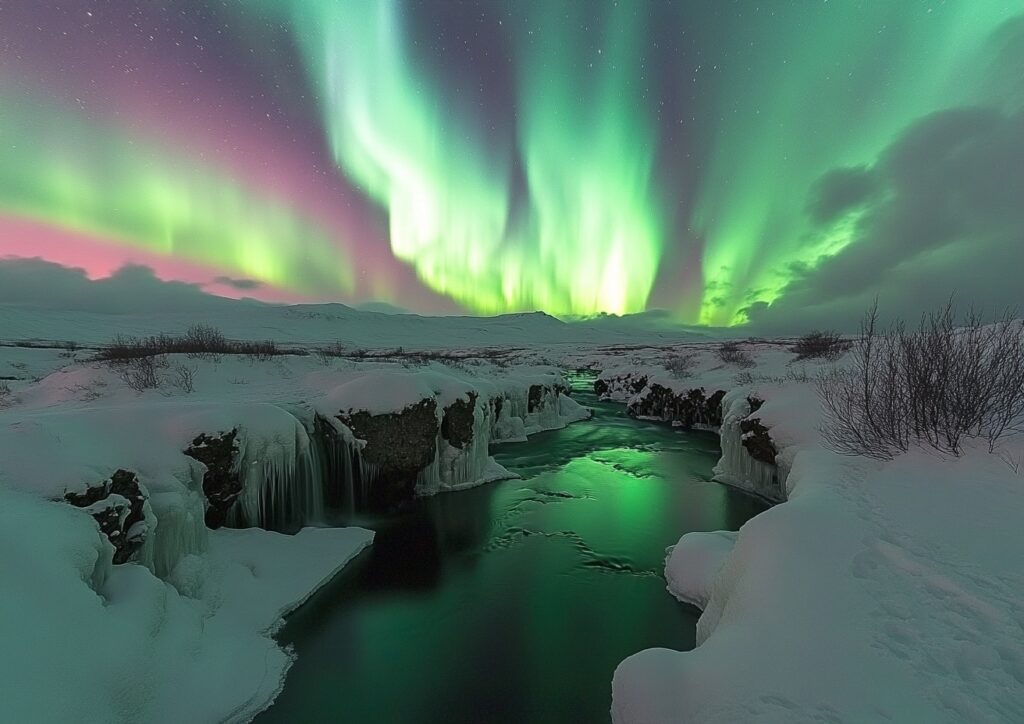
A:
1;1;1023;326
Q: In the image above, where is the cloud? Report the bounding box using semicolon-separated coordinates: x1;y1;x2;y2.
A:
212;276;264;291
805;165;879;225
0;258;261;314
746;104;1024;334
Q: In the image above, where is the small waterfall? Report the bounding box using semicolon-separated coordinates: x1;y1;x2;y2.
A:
228;418;327;531
315;414;365;515
209;380;582;528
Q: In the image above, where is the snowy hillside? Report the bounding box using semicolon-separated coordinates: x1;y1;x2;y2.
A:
0;301;709;350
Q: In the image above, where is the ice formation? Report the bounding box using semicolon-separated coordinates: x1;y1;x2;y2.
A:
712;390;787;502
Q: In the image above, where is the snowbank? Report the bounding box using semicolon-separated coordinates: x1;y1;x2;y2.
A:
0;486;372;723
664;531;737;610
611;354;1024;723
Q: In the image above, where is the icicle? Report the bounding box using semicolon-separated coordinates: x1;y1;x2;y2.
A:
228;415;328;531
416;396;514;495
137;481;208;579
313;414;363;515
712;392;786;502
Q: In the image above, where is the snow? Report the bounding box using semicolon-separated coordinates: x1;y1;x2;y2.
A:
0;309;599;723
0;301;705;350
611;344;1024;723
0;485;372;724
663;531;737;610
7;303;1023;723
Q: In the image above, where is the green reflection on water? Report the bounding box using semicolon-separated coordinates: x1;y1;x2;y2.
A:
258;391;764;724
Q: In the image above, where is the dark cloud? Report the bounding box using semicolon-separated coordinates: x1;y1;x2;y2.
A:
0;259;261;314
806;165;879;225
747;105;1024;334
212;276;264;290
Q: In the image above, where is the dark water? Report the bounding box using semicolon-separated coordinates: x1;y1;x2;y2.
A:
258;381;765;724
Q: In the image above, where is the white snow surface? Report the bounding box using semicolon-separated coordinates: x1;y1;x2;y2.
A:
0;315;597;724
6;313;1024;723
663;531;737;610
607;342;1024;724
0;301;706;349
0;486;372;723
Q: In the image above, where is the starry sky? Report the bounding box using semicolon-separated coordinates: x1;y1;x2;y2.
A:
1;1;1022;328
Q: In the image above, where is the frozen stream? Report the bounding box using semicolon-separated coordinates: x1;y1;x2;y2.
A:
257;379;766;723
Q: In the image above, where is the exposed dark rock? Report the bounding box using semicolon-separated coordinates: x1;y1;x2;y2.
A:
706;389;727;427
627;384;726;429
184;430;241;529
492;395;504;420
441;392;478;449
64;469;148;564
528;384;544;413
339;398;439;509
747;396;765;415
740;417;777;465
594;373;648;400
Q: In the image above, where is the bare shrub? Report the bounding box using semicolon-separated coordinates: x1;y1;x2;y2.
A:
818;301;1024;459
182;324;227;359
238;340;278;362
717;341;755;368
101;334;149;361
792;330;849;360
98;328;285;361
169;364;197;393
664;352;698;378
735;367;811;386
118;355;167;392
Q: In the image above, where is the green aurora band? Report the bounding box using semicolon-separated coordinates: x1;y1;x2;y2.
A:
282;0;1021;324
691;1;1021;325
0;91;356;296
287;0;662;316
3;1;1021;323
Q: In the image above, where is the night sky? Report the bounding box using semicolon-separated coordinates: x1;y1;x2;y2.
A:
1;1;1022;328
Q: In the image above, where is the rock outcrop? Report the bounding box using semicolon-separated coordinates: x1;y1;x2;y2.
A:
441;393;477;449
64;469;148;564
595;372;785;502
739;417;777;465
594;373;648;400
184;430;241;528
628;384;726;430
338;398;439;509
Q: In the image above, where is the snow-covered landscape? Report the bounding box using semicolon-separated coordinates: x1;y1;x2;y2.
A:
3;300;1023;722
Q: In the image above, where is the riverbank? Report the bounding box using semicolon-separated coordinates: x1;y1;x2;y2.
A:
594;343;1024;723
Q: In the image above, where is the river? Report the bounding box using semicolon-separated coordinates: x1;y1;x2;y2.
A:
257;381;765;723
